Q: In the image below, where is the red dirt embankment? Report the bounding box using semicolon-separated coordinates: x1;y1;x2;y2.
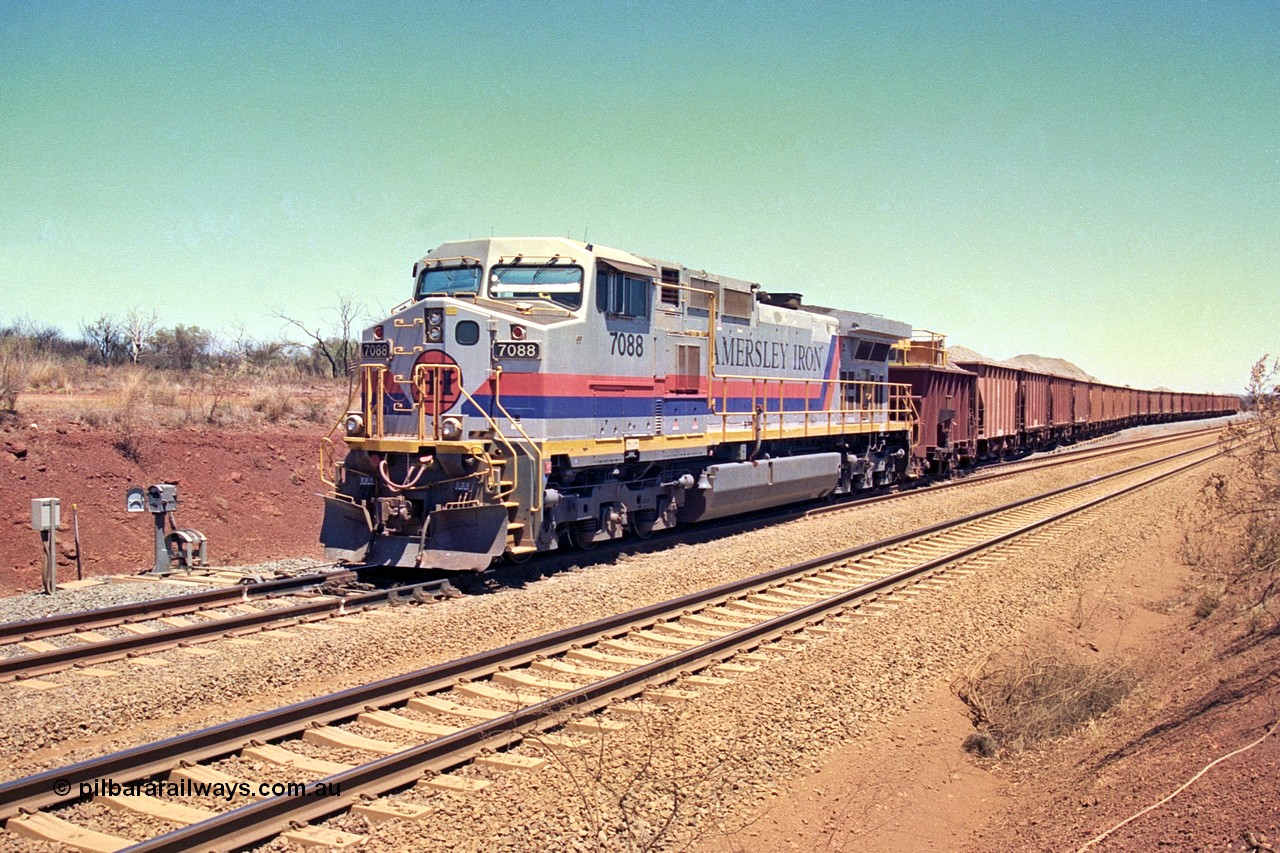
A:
0;416;329;595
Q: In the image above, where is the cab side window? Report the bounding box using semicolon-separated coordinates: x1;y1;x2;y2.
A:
596;267;651;318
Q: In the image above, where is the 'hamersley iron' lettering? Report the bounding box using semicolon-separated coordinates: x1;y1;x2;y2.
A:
716;337;824;373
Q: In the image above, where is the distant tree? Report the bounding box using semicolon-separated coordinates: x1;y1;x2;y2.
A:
274;295;364;380
223;322;293;372
149;324;213;371
124;308;158;364
6;317;70;354
246;339;291;370
82;315;124;364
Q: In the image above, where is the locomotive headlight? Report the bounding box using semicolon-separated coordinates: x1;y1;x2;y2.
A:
510;324;526;340
344;413;365;437
427;309;443;326
440;416;462;440
427;325;443;343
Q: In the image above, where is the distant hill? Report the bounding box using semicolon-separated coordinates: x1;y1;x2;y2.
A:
948;345;1099;381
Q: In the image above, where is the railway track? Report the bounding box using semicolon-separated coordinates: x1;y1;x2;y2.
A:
0;572;456;685
818;421;1229;509
0;437;1222;852
0;570;353;645
958;421;1227;477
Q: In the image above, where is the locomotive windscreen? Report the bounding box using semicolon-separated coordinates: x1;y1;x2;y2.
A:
417;265;481;299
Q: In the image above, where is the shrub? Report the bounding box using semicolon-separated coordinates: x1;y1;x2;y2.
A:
954;646;1137;755
112;368;151;462
1183;357;1280;624
251;384;295;423
0;338;30;411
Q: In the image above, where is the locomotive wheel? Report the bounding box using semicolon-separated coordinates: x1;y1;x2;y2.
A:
630;507;659;540
567;521;598;550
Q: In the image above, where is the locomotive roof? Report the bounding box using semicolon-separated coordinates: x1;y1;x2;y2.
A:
798;303;912;341
418;237;913;337
420;237;657;278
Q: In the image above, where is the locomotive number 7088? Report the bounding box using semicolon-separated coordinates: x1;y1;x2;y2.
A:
493;341;541;359
610;332;645;357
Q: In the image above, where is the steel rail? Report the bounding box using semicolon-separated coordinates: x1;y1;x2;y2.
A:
127;443;1224;853
963;423;1225;477
0;578;451;683
806;422;1226;518
0;570;354;646
969;423;1220;472
0;438;1219;825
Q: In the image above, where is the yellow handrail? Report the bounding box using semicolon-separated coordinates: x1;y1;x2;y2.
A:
653;276;915;439
350;362;527;505
489;366;546;513
707;374;916;435
408;362;524;502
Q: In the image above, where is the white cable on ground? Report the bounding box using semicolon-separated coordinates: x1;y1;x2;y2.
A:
1075;720;1278;852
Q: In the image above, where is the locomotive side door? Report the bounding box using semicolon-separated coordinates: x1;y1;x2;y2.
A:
652;265;706;393
591;261;656;441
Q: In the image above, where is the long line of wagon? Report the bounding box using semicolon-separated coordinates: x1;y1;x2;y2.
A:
890;332;1241;474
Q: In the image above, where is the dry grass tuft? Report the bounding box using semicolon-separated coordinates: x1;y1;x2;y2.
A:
250;380;296;423
300;397;332;423
0;368;26;412
25;356;74;392
147;382;180;408
111;368;151;462
1192;584;1223;620
954;646;1138;756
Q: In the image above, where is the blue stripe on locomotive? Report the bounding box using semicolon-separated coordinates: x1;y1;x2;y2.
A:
458;333;842;420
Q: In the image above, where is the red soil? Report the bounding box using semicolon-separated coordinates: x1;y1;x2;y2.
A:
0;412;328;595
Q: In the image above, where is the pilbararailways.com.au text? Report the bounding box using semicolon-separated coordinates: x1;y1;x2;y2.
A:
62;778;341;802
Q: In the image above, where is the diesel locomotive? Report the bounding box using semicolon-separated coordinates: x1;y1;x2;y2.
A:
320;237;917;570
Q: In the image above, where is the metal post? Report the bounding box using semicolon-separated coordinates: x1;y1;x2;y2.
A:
153;511;171;575
41;529;55;595
31;498;60;595
72;503;82;581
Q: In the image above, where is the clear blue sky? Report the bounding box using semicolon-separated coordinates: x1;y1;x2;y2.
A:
2;1;1275;393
